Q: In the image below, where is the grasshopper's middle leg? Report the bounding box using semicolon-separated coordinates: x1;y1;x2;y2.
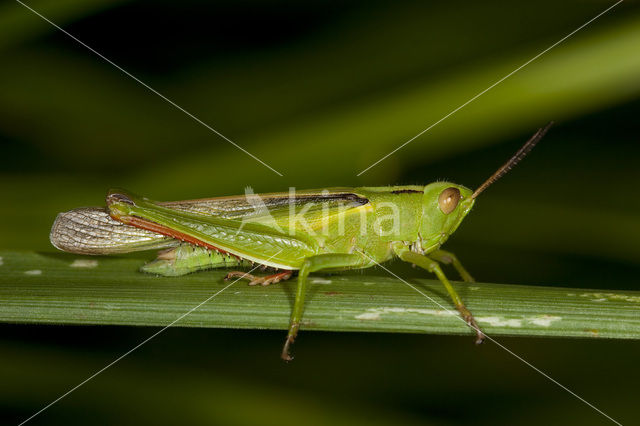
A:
282;253;364;361
225;270;293;286
395;248;485;344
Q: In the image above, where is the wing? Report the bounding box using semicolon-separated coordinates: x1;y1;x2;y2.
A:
160;188;369;220
161;188;371;235
50;208;178;254
51;189;371;257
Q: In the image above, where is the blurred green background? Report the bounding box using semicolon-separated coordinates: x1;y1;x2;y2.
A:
1;0;639;424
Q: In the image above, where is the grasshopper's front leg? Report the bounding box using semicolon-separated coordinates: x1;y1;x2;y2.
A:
429;249;475;283
282;253;365;361
394;245;485;344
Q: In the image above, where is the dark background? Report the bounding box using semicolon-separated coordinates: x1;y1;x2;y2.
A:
1;1;639;424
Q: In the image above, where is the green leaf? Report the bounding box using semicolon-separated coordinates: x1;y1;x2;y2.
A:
2;250;639;340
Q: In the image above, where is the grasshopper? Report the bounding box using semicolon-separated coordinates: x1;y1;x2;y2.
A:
50;123;552;360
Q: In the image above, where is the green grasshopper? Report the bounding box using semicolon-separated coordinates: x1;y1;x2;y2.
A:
50;123;552;360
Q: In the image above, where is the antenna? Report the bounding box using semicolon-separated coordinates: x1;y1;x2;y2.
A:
471;122;553;199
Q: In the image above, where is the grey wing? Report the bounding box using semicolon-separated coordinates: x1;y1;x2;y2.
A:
50;208;178;255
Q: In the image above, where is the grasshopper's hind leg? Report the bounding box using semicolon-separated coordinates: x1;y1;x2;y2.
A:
394;246;485;344
282;253;365;361
141;243;248;276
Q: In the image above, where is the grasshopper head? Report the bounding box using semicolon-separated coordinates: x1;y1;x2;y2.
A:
420;183;474;246
419;122;553;249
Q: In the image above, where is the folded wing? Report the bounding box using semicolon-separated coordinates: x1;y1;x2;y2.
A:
50;208;178;255
51;189;371;256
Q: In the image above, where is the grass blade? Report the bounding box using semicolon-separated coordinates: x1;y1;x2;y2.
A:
1;250;639;339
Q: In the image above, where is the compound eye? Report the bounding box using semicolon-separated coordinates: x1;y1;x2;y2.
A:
438;187;461;214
